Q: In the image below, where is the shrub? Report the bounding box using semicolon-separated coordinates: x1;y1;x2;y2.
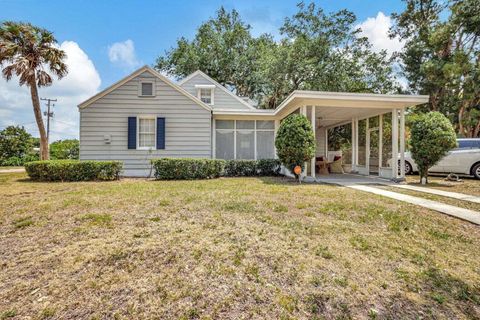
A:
152;158;225;180
24;160;122;181
256;159;281;176
275;114;315;177
224;160;257;176
410;112;457;184
50;139;79;160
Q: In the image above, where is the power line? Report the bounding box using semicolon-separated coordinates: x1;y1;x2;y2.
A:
40;97;57;144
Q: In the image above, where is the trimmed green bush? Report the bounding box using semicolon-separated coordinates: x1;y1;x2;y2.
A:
224;160;257;176
152;158;225;180
410;112;457;183
224;159;281;176
275;114;315;177
256;159;281;176
25;160;122;181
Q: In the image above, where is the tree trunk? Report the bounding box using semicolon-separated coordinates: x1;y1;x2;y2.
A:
29;80;49;160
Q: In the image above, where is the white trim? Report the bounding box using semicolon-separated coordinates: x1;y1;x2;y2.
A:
233;120;237;159
392;109;399;179
78;66;212;112
400;108;406;179
138;80;155;97
179;70;257;110
310;106;316;178
137;115;156;150
212;118;216;159
379;114;383;170
195;84;216;89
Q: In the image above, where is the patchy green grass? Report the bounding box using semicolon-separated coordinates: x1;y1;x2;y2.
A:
407;174;480;197
0;172;479;319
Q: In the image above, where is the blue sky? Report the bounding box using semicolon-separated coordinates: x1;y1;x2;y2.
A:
0;0;406;140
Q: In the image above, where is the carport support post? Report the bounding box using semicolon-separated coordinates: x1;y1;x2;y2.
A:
301;105;308;179
399;108;406;179
392;109;399;180
310;106;316;178
351;118;356;173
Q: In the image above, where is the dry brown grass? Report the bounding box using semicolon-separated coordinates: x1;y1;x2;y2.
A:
1;172;479;319
406;174;480;197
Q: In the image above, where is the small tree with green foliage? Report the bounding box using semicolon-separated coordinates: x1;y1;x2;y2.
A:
410;112;457;184
0;125;38;165
275;114;315;179
50;139;79;160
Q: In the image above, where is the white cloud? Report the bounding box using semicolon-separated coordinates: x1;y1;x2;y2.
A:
108;39;140;69
0;41;101;141
357;12;403;56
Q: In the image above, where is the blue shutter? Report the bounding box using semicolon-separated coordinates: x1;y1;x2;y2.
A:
128;117;136;149
156;117;165;149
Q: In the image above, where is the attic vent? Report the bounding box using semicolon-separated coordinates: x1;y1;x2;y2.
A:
142;83;153;96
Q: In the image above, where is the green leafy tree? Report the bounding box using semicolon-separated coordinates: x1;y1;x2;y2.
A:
0;125;37;165
410;112;457;183
391;0;480;137
49;139;79;160
275;114;315;178
156;3;398;109
0;22;68;160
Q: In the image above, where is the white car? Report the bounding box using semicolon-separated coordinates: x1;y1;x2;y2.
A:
402;138;480;179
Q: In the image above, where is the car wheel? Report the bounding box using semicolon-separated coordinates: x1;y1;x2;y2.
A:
397;160;413;175
404;161;413;175
472;163;480;179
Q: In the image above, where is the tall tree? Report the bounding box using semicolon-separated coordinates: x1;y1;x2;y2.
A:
156;3;398;109
0;22;67;159
391;0;480;137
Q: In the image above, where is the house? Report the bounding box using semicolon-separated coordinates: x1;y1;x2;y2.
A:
78;66;428;178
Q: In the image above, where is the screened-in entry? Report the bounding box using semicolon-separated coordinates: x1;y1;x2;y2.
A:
214;120;275;160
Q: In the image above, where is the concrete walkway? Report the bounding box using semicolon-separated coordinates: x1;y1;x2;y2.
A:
316;173;480;225
390;184;480;204
348;185;480;225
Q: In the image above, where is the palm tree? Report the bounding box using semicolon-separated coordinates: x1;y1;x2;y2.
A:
0;21;67;160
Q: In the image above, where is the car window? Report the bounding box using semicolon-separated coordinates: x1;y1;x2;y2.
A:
457;140;480;149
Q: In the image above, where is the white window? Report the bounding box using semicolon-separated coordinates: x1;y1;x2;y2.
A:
200;88;213;104
195;85;215;105
138;117;156;149
214;120;275;160
139;81;155;97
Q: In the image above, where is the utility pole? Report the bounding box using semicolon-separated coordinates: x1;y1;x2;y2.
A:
41;98;57;144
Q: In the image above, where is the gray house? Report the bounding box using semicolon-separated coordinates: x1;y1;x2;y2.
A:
78;66;428;178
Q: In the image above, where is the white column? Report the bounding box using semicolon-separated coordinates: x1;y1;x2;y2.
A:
391;109;399;180
301;106;307;178
379;114;383;171
399;108;406;179
351;119;356;172
355;118;359;169
310;106;316;178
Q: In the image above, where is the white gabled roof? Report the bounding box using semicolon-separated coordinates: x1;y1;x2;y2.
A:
178;70;257;110
78;66;212;111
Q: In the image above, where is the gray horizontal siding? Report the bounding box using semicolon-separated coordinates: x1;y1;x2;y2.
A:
180;73;252;110
79;71;212;177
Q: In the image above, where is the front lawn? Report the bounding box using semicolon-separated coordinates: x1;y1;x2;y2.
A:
406;174;480;197
0;172;479;319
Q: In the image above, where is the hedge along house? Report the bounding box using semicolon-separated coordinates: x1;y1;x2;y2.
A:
78;66;428;178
